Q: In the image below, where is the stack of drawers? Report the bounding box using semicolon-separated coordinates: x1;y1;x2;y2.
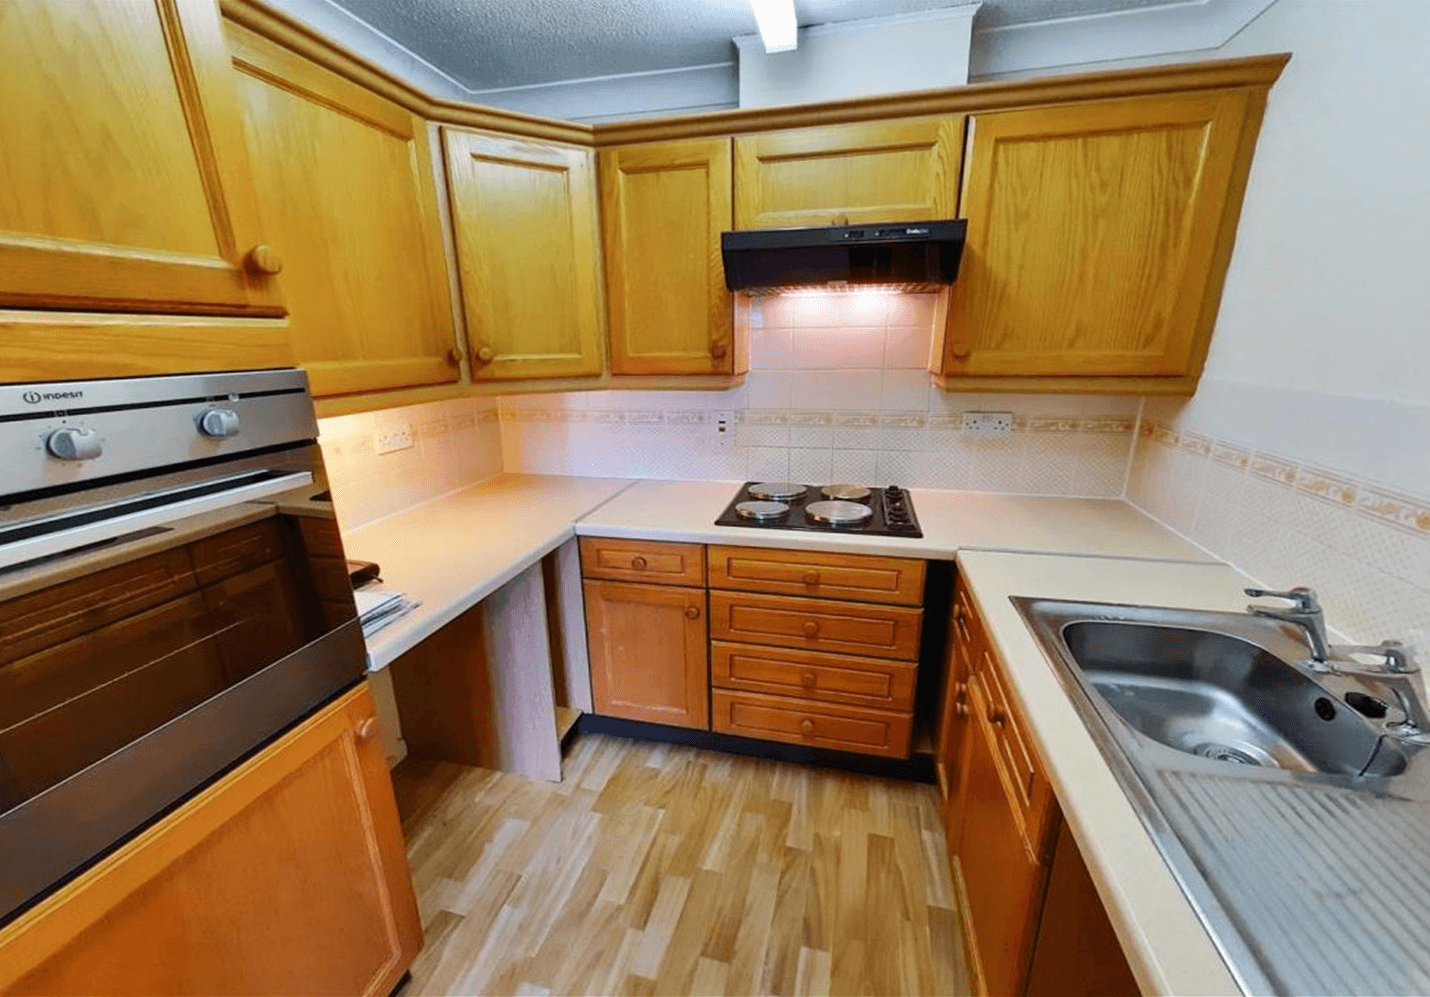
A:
707;545;925;758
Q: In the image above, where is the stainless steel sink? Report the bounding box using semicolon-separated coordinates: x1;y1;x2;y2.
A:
1061;620;1406;777
1014;597;1430;997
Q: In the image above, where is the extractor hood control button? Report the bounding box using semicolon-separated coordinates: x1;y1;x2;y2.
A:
46;427;103;461
199;408;241;439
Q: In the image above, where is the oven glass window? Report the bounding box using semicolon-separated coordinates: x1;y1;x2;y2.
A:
0;511;356;815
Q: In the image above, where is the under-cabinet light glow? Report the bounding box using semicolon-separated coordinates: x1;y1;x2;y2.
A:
750;0;798;53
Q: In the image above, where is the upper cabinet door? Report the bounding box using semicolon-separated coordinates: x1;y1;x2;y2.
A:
942;90;1254;380
443;129;604;382
225;24;459;397
0;0;281;316
600;139;733;376
733;116;964;229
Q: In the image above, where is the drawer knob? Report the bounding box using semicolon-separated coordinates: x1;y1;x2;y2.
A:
356;716;379;742
802;571;820;586
801;671;817;686
684;604;701;620
244;244;283;275
631;556;648;571
955;702;969;720
988;703;1007;726
802;621;820;638
800;719;815;736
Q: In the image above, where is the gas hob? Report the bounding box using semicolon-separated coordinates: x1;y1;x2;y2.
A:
713;482;922;538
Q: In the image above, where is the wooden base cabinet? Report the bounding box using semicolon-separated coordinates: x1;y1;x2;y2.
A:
938;576;1136;996
0;684;422;997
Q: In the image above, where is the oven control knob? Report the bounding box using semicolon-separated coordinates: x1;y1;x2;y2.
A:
46;427;103;461
199;408;241;439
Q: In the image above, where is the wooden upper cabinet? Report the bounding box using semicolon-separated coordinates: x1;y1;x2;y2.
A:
938;89;1259;389
0;0;281;318
733;116;964;229
600;138;734;375
443;129;604;381
225;24;459;397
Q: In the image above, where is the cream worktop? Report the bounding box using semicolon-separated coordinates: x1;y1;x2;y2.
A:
341;474;632;670
574;478;1218;563
957;549;1259;997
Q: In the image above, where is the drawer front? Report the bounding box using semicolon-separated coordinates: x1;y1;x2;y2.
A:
709;590;922;661
712;689;912;758
711;641;916;711
708;545;924;606
579;537;706;586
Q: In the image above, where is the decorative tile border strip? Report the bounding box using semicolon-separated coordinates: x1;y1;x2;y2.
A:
503;407;1135;435
1142;418;1430;537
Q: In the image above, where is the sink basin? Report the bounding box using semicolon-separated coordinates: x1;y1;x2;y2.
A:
1062;620;1396;776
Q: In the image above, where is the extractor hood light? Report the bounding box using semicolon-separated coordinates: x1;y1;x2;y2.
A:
750;0;797;53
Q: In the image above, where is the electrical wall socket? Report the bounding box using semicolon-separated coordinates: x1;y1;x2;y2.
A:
375;424;414;454
962;411;1014;436
712;410;736;447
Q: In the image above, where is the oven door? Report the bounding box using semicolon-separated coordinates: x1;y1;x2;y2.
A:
0;446;366;925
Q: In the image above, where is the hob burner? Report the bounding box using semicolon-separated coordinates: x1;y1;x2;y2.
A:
805;500;874;526
821;484;871;501
748;482;807;501
735;500;790;521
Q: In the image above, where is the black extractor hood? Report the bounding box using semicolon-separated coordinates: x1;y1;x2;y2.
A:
721;219;967;292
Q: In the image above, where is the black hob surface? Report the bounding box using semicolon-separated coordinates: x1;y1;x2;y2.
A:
714;482;923;538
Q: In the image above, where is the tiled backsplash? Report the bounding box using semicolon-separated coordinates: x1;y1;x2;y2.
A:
500;292;1142;496
1127;410;1430;648
318;397;502;531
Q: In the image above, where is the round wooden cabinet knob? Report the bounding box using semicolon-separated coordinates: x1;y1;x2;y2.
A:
710;340;729;360
950;342;972;360
801;671;817;686
802;621;820;638
684;604;701;620
474;346;495;364
955;702;969;720
244;244;283;275
800;719;815;736
631;556;648;571
356;716;379;742
802;571;820;586
988;704;1007;726
446;347;464;366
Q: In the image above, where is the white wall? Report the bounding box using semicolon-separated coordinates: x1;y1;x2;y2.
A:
736;8;977;108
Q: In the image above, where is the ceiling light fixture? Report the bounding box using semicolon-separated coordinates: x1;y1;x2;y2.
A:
749;0;797;53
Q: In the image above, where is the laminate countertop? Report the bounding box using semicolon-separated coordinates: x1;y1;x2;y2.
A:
573;477;1217;563
341;474;633;670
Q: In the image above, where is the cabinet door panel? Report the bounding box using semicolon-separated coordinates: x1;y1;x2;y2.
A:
944;91;1251;379
0;686;421;997
584;580;707;729
445;129;604;381
0;0;281;316
226;24;459;397
957;675;1052;997
734;116;963;229
600;138;733;375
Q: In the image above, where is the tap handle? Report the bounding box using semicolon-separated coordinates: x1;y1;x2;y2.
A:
1245;586;1321;612
1334;640;1418;674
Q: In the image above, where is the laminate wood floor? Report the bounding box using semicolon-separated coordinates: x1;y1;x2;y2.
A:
393;733;969;997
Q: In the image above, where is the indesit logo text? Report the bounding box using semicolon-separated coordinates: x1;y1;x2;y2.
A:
20;390;84;404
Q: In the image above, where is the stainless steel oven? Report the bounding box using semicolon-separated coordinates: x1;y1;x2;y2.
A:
0;370;366;925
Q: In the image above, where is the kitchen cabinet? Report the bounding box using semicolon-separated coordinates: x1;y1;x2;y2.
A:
935;89;1264;393
0;684;422;996
733;116;964;229
584;578;709;729
937;574;1137;996
0;0;281;318
225;22;460;397
443;128;605;381
599;138;735;375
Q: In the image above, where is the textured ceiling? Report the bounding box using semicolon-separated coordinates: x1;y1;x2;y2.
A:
324;0;1188;92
